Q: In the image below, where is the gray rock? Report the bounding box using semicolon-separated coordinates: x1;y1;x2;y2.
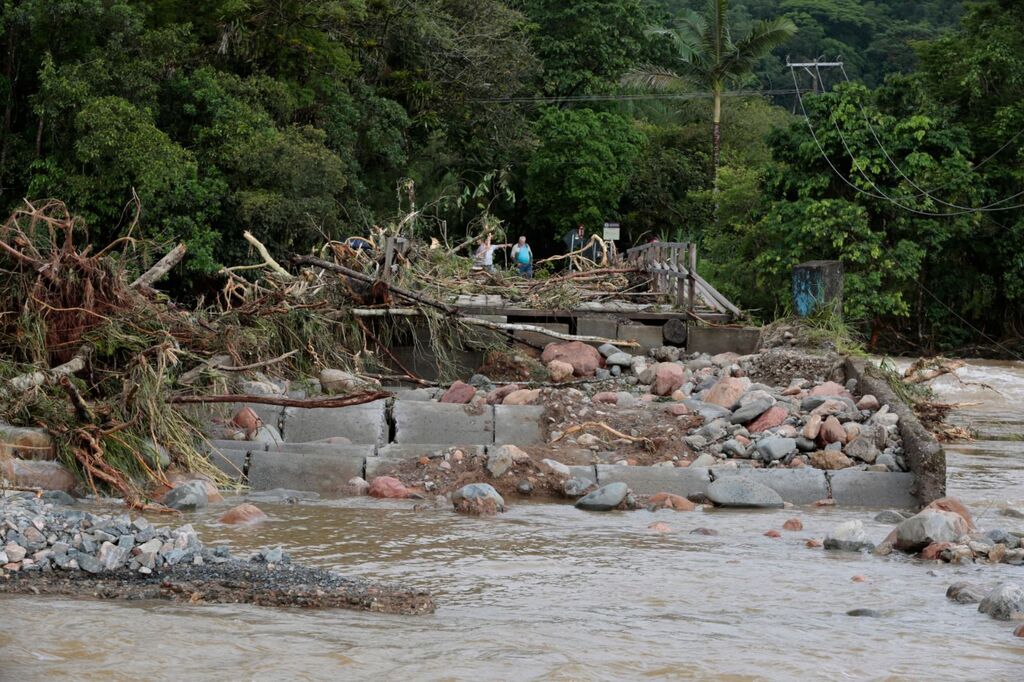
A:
698;418;729;442
706;477;784;508
486;447;515;478
978;583;1024;621
598;343;622;359
40;491;76;506
682;400;733;422
946;582;988;605
162;481;210;511
616;391;637;408
845;437;879;464
894;509;968;552
985;529;1021;550
609;366;621;378
453;483;506;511
824;520;875;552
795;437;816;452
721;439;747;458
637;367;655;385
874;510;909;524
755;436;797;461
846;608;883;618
596;368;611;380
605;352;633;367
684;435;708;450
685;356;713;372
77;553;103;574
998;508;1024;519
729;398;773;424
691;453;717;467
575;482;629;511
468;374;493;389
516;480;533;495
252;423;283;445
875;453;897;470
562;478;591;498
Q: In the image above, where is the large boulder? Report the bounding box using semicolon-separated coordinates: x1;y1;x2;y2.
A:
651;363;687;396
0;459;75;491
703;377;751;408
894;509;970;553
540;341;602;377
452;483;506;515
440;380;476;404
218;503;268;525
575;482;629;511
0;425;54;460
162;480;209;511
978;583;1024;621
925;497;976;531
706;477;783;508
320;368;361;394
368;476;413;499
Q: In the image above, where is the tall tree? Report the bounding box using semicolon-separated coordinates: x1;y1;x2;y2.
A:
624;0;796;185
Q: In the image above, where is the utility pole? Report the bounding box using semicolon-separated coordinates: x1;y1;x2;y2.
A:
786;58;844;112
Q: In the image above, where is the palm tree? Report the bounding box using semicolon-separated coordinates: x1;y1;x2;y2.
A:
625;0;796;186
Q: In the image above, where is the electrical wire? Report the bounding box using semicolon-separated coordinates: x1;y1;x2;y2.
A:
789;66;1024;217
472;89;797;104
828;63;1024;212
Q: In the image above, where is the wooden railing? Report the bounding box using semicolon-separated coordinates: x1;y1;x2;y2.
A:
625;242;740;318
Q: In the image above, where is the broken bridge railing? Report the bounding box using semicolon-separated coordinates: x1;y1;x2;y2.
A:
624;241;740;319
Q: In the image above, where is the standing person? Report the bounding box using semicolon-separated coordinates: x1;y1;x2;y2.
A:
510;236;534;278
473;234;509;273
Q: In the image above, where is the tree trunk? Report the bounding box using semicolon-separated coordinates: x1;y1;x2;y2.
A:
711;88;722;185
711;87;722;227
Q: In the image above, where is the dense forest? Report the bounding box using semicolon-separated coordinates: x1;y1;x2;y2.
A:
0;0;1021;355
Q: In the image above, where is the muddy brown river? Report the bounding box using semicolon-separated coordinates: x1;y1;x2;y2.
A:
2;361;1023;680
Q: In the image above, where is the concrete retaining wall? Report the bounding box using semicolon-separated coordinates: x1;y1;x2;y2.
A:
844;358;945;505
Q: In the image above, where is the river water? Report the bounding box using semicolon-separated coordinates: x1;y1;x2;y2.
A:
2;361;1023;680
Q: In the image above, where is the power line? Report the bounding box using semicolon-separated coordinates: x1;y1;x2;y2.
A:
788;65;1024;217
830;63;1024;212
472;89;797;104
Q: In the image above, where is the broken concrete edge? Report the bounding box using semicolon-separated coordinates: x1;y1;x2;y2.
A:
843;357;945;506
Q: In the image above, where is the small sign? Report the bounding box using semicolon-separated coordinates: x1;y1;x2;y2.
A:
602;222;620;240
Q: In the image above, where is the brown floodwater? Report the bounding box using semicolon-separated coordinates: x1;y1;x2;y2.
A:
2;361;1024;680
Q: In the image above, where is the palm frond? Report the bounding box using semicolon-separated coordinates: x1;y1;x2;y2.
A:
621;66;693;93
727;17;798;74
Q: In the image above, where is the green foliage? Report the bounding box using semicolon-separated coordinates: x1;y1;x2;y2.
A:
525;108;643;234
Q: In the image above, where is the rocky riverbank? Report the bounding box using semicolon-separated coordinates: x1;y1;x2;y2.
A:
0;494;433;614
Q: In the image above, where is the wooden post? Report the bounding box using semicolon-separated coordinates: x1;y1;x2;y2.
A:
383;236;396;282
688;242;697;314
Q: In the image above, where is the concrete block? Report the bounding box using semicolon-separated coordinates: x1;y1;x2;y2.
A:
364;445;487;478
596;465;711;497
828;470;917;508
568;465;598;485
494;405;546;445
281;400;387;446
393;402;494;445
576;317;619;341
616;323;665;353
514;322;569;348
202;441;254;479
377;444;486;460
710;468;828;505
247;448;372;493
266;442;373;456
687;326;761;356
793;260;843;317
